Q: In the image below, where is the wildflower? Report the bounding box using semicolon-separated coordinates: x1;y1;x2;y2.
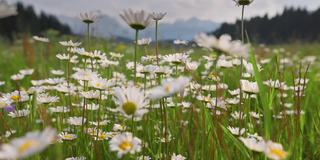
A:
37;93;59;104
65;156;86;160
137;38;152;46
240;79;259;94
80;90;100;99
80;12;98;24
19;69;34;76
33;36;50;43
151;12;166;21
109;132;142;158
227;126;245;136
171;153;186;160
234;0;254;6
0;127;56;159
58;132;77;141
264;141;288;160
67;117;86;126
162;52;189;64
147;76;191;100
113;124;126;132
59;40;81;47
113;86;149;119
239;136;265;152
4;90;29;103
51;69;64;76
120;9;151;30
11;73;25;81
88;77;113;90
120;9;151;84
8;109;30;118
195;33;249;57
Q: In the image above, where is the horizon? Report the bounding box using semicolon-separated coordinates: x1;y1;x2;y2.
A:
6;0;320;24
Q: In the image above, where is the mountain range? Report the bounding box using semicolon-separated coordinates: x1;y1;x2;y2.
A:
58;15;220;41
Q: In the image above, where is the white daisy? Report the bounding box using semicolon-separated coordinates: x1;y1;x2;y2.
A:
113;86;149;119
109;132;142;158
0;127;56;159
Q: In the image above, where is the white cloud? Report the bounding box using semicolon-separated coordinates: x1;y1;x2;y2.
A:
7;0;320;23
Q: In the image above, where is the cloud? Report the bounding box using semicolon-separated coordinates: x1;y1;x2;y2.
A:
7;0;320;23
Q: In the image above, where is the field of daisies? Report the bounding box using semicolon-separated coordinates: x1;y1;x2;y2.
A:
1;1;320;160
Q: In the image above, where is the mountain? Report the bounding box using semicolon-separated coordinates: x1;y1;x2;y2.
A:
213;7;320;44
58;15;220;40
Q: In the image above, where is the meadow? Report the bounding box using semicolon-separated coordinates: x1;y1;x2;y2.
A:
0;4;320;160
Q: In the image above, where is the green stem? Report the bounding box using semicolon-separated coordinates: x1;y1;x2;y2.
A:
134;29;139;84
241;5;245;43
87;23;90;49
155;20;160;66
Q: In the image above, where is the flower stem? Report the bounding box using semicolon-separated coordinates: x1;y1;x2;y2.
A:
155;20;160;66
241;5;245;43
134;29;139;84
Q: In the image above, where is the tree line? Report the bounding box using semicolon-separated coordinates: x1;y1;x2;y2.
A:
213;7;320;44
0;2;71;41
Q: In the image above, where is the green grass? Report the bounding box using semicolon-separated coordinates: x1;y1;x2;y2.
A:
0;36;319;159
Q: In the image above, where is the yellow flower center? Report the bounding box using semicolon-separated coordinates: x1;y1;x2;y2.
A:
98;133;107;140
18;140;40;154
122;101;137;115
164;85;171;93
119;140;132;151
270;148;287;159
204;96;211;102
63;134;74;140
11;95;20;102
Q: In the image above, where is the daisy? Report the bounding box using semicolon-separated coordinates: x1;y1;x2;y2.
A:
11;73;25;81
113;86;149;119
109;52;124;59
33;36;49;43
147;76;191;100
51;69;64;76
239;136;265;152
37;93;59;104
80;11;99;24
4;90;29;103
59;40;82;47
227;126;245;136
137;38;152;46
49;106;70;113
171;153;186;160
109;132;142;158
19;69;34;76
234;0;254;6
0;127;56;159
88;77;113;90
80;90;100;100
67;117;86;126
65;156;86;160
173;39;188;45
240;79;259;94
264;141;288;160
162;52;189;64
151;12;167;21
113;124;126;132
8;109;30;118
120;9;151;30
58;132;77;141
120;9;151;84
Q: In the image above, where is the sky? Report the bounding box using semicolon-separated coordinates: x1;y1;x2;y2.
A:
6;0;320;23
